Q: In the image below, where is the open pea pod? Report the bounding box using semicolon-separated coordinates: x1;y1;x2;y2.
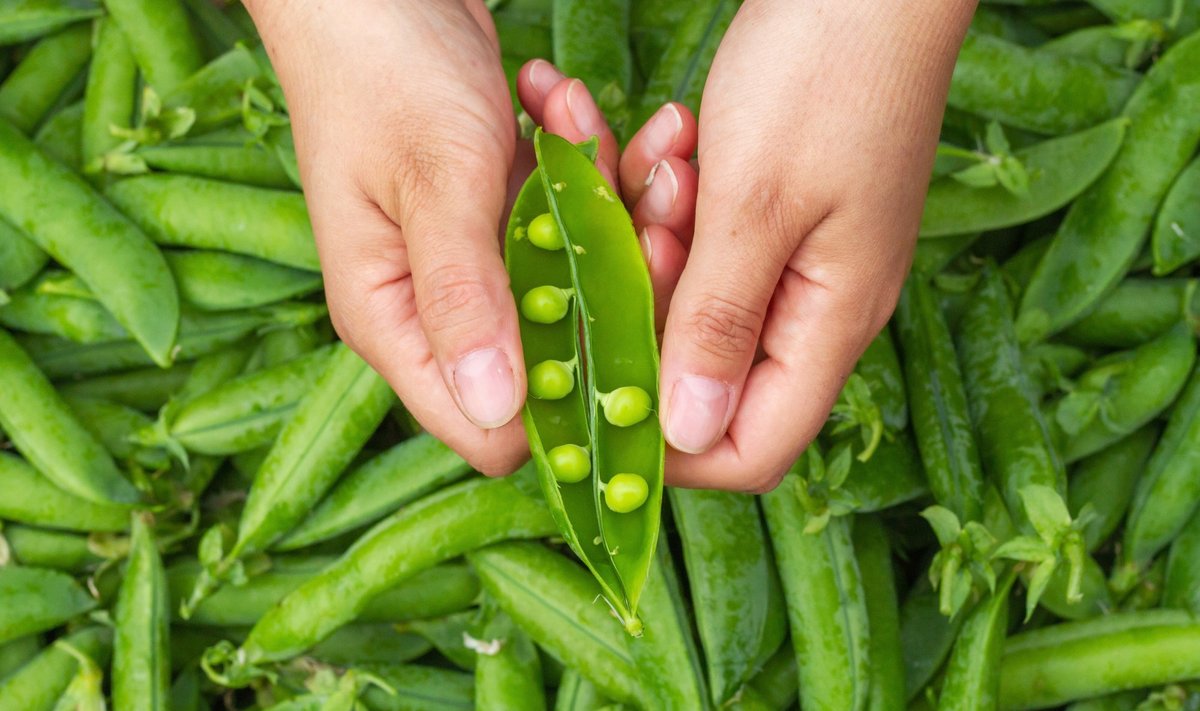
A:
505;129;664;634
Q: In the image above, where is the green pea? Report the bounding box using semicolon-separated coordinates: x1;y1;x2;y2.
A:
527;213;564;251
529;360;574;400
520;285;570;324
547;444;591;483
601;386;652;427
604;474;649;514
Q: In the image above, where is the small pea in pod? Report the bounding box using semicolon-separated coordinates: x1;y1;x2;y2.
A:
505;129;664;635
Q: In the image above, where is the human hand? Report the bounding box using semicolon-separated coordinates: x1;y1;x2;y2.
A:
246;0;696;475
658;0;976;491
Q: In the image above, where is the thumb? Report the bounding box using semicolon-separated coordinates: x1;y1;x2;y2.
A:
659;221;786;455
401;151;525;431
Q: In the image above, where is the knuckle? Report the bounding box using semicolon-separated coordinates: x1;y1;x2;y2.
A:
741;465;788;495
683;295;761;362
419;266;496;338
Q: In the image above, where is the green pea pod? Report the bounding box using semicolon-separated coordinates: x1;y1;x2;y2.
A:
948;31;1138;135
104;0;203;95
1063;691;1143;711
19;302;326;378
554;668;610;711
0;272;126;343
900;566;970;700
169;560;479;626
82;18;138;170
970;6;1050;45
1122;363;1200;574
1163;507;1200;610
999;612;1200;709
840;432;930;512
0;23;91;133
1041;21;1166;69
180;0;251;55
275;432;473;551
1018;32;1200;341
113;513;170;711
467;541;648;709
404;612;477;672
920;119;1127;238
0;626;111;711
938;572;1016;711
214;477;554;671
168;667;204;711
3;525;101;572
0;635;42;682
0;451;131;531
145;343;333;457
854;516;905;711
130;129;296;189
762;454;871;711
858;328;908;434
106;174;319;271
306;624;431;667
1069;426;1158;551
0;218;48;292
358;663;476;711
55;363;192;412
912;233;980;278
0;567;96;645
1061;278;1196;348
507;131;663;633
627;544;709;710
229;342;394;557
896;277;986;523
0;329;140;504
0;0;102;45
473;602;546;711
161;44;265;134
632;0;737;133
65;395;170;469
670;488;785;706
1057;322;1195;462
31;99;83;170
1087;0;1200;37
1152;154;1200;274
0;118;179;365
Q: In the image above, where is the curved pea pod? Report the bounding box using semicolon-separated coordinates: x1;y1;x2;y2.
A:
0;626;111;711
472;602;546;711
830;328;907;451
82;18;138;171
305;624;431;667
143;343;333;458
0;218;47;292
900;579;968;702
0;23;91;133
919;118;1127;238
224;342;393;558
1121;363;1200;575
912;232;980;278
66;396;171;470
113;513;170;711
938;571;1016;711
56;363;192;412
0;118;179;365
1152;154;1200;275
0;270;126;343
0;567;96;645
0;0;102;45
762;453;870;711
671;488;785;706
632;0;736;133
1069;426;1158;551
948;31;1138;135
467;542;649;709
358;663;476;711
4;525;101;572
1164;507;1200;610
1041;20;1167;69
131;130;296;189
1087;0;1200;37
275;432;473;551
896;278;986;523
31;99;84;170
169;559;479;626
1061;278;1197;348
0;452;131;532
212;477;554;670
853;516;905;711
840;432;930;512
106;174;319;270
104;0;203;95
403;611;477;672
0;329;140;504
999;612;1200;710
1018;32;1200;342
1055;322;1195;462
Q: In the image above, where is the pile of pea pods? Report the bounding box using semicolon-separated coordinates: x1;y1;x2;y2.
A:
3;0;1200;709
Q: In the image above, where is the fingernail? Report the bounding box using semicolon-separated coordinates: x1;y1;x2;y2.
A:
639;228;653;265
566;79;606;138
454;347;517;428
665;375;730;454
528;59;563;97
642;160;678;221
644;104;683;156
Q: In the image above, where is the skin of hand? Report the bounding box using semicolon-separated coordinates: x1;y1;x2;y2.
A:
655;0;978;492
242;0;693;475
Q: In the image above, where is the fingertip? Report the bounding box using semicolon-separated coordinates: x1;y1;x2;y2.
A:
516;59;565;125
661;373;734;455
620;102;698;203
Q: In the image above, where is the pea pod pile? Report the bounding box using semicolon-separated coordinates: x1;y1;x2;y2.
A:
4;1;1200;709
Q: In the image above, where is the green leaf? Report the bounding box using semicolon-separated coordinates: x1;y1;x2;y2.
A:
1056;389;1102;435
991;535;1050;563
198;525;226;570
984;121;1011;156
921;506;963;547
951;161;1000;189
826;443;854;489
996;156;1031;198
1019;485;1072;543
1024;558;1058;621
803;509;831;535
